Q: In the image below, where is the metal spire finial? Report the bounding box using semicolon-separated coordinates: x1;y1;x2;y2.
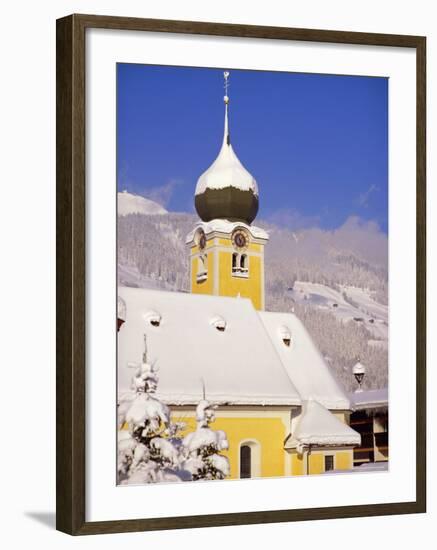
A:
223;71;230;104
223;71;231;145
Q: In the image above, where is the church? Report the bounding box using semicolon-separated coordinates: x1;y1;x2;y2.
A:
117;73;360;479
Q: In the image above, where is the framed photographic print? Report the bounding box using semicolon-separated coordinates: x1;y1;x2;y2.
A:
56;14;426;535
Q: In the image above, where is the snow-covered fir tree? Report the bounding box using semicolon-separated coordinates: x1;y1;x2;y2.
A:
117;336;184;484
118;336;230;484
181;400;230;481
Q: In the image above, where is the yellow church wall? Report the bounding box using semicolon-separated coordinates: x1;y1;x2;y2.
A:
171;407;290;480
288;448;354;475
190;239;216;255
308;453;324;474
308;450;353;474
335;450;353;470
191;239;261;253
217;238;262;253
213;416;285;479
190;253;214;295
218;251;262;310
291;452;305;475
188;233;265;309
124;407;355;478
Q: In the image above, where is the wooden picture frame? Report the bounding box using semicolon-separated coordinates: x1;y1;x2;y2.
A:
56;13;426;535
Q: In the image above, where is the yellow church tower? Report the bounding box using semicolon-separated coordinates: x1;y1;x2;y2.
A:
186;72;269;310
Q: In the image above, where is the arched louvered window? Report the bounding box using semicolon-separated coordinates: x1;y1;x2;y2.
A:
196;254;208;282
232;252;238;272
240;254;248;271
232;253;249;277
240;445;251;478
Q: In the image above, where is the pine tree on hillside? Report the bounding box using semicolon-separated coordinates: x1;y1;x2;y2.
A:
181;400;230;481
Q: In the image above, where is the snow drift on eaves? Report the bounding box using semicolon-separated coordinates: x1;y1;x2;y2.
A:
290;399;361;447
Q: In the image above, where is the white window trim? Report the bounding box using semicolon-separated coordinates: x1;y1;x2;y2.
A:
238;439;262;479
232;253;250;278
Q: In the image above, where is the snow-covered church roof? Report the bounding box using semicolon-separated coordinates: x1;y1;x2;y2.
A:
285;399;361;449
118;287;351;410
259;311;351;410
118;287;301;406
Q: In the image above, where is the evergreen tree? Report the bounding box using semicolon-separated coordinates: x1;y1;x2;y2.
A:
181;400;230;481
117;336;184;484
117;336;231;484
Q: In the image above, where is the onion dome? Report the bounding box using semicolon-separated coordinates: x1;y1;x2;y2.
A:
195;72;259;225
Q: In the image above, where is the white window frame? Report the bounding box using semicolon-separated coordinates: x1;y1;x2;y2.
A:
238;439;262;479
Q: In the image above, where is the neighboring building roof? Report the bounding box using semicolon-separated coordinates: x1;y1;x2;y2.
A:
286;399;361;449
118;287;301;406
259;311;351;410
350;388;388;410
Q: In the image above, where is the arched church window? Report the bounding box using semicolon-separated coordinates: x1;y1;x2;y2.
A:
240;445;251;478
196;254;208;282
232;253;249;278
239;440;261;478
240;254;248;272
232;252;239;273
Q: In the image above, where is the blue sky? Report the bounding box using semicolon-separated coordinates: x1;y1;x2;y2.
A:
117;64;388;232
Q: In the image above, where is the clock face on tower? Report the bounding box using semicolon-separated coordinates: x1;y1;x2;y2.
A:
232;229;249;250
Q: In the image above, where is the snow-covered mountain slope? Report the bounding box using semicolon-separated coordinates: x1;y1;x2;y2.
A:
288;281;388;343
118;212;196;292
117;210;388;391
118;191;168;216
118;264;180;291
